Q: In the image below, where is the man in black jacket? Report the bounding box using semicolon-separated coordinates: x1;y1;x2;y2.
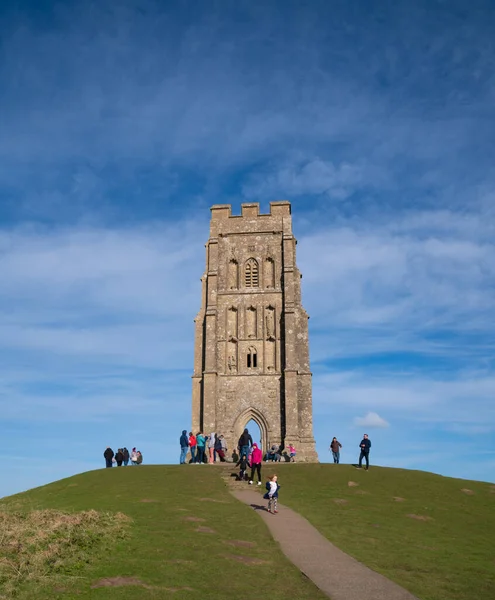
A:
103;446;114;468
238;428;253;459
358;434;371;470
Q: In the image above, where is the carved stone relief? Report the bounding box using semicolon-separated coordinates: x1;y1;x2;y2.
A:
227;306;238;339
265;306;275;339
264;257;275;288
246;306;257;338
228;259;239;289
227;339;237;373
266;339;275;371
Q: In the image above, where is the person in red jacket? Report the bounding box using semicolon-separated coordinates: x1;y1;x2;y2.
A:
248;443;263;486
188;432;197;463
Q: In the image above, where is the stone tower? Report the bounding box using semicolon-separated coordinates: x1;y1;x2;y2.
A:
191;201;318;462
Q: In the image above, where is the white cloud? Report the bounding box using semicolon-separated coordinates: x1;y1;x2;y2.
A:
297;207;495;361
353;412;390;428
243;158;367;200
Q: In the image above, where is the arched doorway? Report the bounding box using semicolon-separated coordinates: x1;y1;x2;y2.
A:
232;407;270;455
245;419;261;448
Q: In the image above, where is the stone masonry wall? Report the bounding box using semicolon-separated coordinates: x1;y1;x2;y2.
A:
192;201;318;462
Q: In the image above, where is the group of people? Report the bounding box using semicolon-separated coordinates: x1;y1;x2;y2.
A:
179;428;298;467
103;446;143;468
329;434;372;470
180;431;229;464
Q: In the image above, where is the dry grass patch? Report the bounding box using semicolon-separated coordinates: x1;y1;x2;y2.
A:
406;513;433;522
0;508;130;598
91;576;150;589
226;540;256;548
195;526;216;533
460;488;475;495
199;497;229;503
226;554;270;566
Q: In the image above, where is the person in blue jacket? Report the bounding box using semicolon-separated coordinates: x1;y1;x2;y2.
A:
358;434;371;470
179;430;189;464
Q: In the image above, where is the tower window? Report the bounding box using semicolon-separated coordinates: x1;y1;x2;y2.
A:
245;258;259;288
247;347;258;368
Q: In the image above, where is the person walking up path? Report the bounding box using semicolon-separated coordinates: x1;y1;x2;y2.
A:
232;489;418;600
358;434;371;470
238;428;253;459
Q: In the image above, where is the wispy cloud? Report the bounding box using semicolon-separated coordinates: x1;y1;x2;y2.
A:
1;0;494;495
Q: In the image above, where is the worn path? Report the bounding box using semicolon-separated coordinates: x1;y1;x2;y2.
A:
232;489;419;600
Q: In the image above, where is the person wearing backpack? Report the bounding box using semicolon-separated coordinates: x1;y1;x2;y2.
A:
238;428;253;459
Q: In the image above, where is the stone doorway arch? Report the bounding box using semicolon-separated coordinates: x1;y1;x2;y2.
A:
232;407;271;454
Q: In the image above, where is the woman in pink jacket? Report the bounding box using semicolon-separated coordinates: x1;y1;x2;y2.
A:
248;443;263;486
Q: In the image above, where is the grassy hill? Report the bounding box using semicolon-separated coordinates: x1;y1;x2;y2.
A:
278;463;495;600
0;464;493;600
0;465;325;600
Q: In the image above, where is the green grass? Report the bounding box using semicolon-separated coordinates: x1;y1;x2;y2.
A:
0;466;325;600
274;463;495;600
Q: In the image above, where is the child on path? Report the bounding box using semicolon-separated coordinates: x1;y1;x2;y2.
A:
288;443;296;462
263;474;280;514
235;454;249;480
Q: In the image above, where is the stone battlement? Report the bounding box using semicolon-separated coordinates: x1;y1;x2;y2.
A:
211;201;291;220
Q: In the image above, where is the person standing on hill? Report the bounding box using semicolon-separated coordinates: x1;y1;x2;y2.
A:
358;434;371;470
330;437;342;464
123;447;130;466
238;428;253;459
103;446;114;468
188;432;197;463
196;432;206;464
208;432;216;463
249;443;263;485
115;448;124;467
180;430;189;464
288;443;297;462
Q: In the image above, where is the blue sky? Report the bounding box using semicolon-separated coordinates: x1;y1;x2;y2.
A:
0;0;494;498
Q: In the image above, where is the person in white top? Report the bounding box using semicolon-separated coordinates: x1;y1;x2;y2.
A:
263;474;280;514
